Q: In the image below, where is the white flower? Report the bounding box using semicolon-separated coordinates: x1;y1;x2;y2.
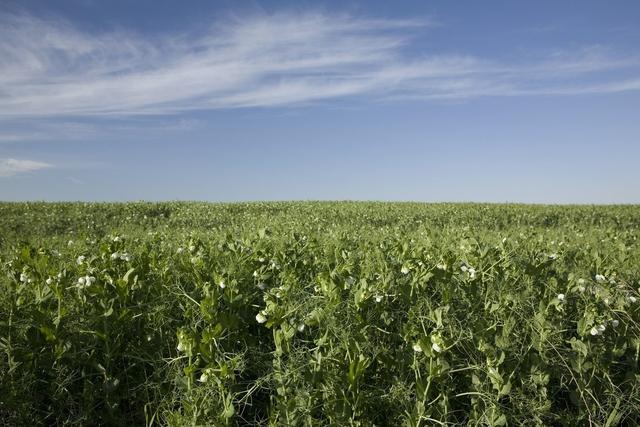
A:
297;324;305;332
189;245;196;252
468;268;476;278
68;240;74;246
374;295;383;303
436;263;447;270
257;282;266;290
256;312;267;324
412;343;423;353
595;274;606;282
77;275;95;289
45;278;52;285
557;293;565;301
577;285;586;293
113;236;121;242
110;252;120;260
629;296;637;303
19;273;28;282
76;255;86;265
258;257;265;262
253;270;258;278
219;281;226;289
120;253;131;262
590;327;599;336
549;253;558;260
432;342;442;353
176;247;184;254
597;324;606;335
604;298;610;305
401;266;410;275
198;371;208;383
460;265;468;272
578;278;586;285
177;342;185;352
611;319;620;327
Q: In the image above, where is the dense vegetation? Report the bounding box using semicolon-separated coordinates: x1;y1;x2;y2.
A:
1;202;639;426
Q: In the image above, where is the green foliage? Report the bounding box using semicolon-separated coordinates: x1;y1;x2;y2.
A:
1;202;639;425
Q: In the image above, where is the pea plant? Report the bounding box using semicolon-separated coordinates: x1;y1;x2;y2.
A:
1;202;639;425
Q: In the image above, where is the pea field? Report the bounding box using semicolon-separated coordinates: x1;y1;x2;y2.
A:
1;202;639;426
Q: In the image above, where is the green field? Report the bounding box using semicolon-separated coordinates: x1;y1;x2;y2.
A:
1;202;639;426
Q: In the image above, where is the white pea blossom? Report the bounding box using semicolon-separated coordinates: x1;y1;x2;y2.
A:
595;274;606;282
68;240;74;246
597;324;606;335
577;285;586;293
219;281;226;289
468;268;476;278
110;252;120;260
20;273;28;282
297;324;305;332
629;296;637;303
432;342;442;353
578;278;586;285
120;253;131;262
590;327;599;336
460;265;468;272
198;371;209;383
401;266;410;275
412;343;423;353
77;275;95;289
374;295;383;303
549;253;558;260
557;293;565;301
76;255;85;265
45;278;52;285
253;270;258;278
611;319;620;327
177;342;185;352
189;245;196;252
257;282;266;290
256;312;268;324
176;247;184;254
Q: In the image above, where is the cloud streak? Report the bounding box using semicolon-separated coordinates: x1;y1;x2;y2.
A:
0;158;52;177
0;10;639;117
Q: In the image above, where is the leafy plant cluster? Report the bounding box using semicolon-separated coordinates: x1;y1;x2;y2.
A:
1;202;639;426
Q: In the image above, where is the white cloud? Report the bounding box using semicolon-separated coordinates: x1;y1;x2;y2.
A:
0;10;638;118
0;158;52;177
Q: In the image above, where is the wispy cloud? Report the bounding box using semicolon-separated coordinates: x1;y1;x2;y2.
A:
0;158;52;177
0;10;639;118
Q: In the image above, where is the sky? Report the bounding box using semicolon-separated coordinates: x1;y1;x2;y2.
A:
1;1;639;203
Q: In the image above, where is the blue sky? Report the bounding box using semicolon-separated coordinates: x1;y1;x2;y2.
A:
1;1;639;203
